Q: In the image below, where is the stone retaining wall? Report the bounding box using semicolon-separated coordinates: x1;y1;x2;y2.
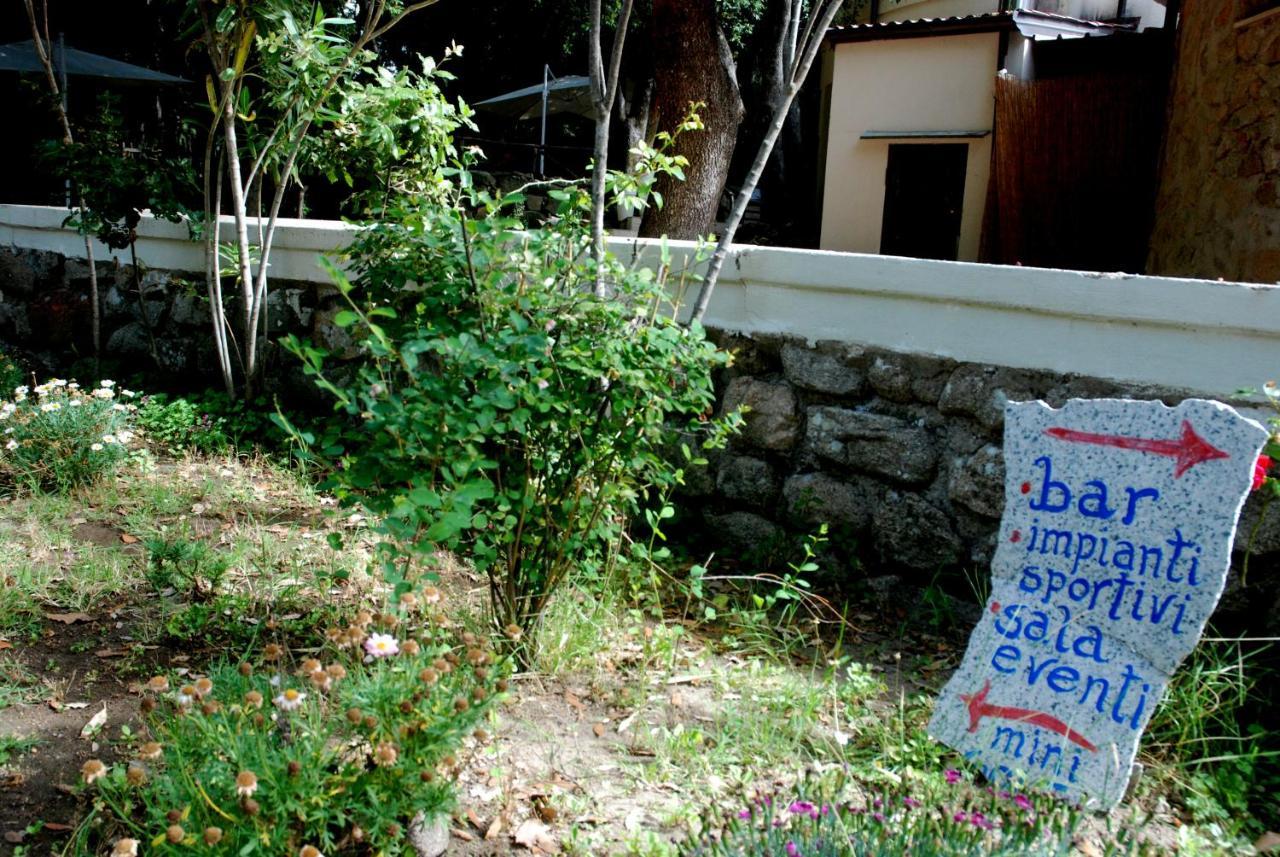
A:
687;330;1280;629
1;237;1276;630
0;247;347;396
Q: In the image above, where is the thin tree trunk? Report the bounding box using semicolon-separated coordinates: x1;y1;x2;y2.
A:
221;92;256;383
588;0;635;296
688;0;842;325
618;77;654;230
23;0;102;369
639;0;744;240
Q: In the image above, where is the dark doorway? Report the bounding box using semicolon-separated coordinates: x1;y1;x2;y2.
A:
879;143;968;261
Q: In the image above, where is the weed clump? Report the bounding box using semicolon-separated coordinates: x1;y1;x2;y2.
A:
78;594;507;855
0;378;136;493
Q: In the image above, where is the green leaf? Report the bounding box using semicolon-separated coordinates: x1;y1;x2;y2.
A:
333;310;360;328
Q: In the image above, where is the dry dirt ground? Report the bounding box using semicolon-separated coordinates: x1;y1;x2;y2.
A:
0;456;1224;856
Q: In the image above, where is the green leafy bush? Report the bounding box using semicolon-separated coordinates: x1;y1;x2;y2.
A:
0;352;26;395
136;391;296;454
287;178;726;663
78;599;506;855
0;379;136;493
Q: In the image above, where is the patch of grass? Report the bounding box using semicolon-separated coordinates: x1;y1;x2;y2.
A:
1143;637;1277;838
640;658;885;784
0;655;39;709
0;734;38;766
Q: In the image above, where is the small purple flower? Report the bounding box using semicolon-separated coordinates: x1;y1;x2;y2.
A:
1013;794;1033;811
953;811;968;823
737;809;751;820
903;796;921;809
944;769;962;785
788;801;818;819
785;842;800;857
969;811;996;831
872;798;883;810
872;812;886;823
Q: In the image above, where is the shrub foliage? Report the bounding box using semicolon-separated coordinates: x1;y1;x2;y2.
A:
287;178;725;661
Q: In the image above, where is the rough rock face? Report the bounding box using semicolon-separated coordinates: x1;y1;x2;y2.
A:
872;491;962;571
804;407;936;485
781;343;864;395
0;247;350;397
680;330;1279;631
721;377;799;451
1148;2;1280;283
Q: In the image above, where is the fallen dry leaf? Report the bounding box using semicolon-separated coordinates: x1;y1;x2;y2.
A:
0;640;11;650
563;691;585;715
4;831;25;844
484;815;504;840
94;648;128;659
450;828;475;843
43;823;73;833
591;722;606;738
120;533;140;544
1256;833;1280;854
46;612;93;625
80;704;108;739
513;819;557;853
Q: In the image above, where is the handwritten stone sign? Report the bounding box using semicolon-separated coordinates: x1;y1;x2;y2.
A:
929;398;1268;808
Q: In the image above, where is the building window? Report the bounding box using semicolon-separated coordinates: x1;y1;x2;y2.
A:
880;144;968;262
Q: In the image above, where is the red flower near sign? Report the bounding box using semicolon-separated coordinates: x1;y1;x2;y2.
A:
1254;455;1273;491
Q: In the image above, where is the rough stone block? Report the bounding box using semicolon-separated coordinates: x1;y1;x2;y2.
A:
804;406;936;485
938;365;1035;432
947;444;1006;519
781;343;864;395
782;471;879;531
721;377;800;451
703;510;784;555
867;354;913;402
716;454;780;509
107;321;153;357
872;491;961;570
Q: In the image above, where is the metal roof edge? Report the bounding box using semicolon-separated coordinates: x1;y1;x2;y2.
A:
825;11;1015;45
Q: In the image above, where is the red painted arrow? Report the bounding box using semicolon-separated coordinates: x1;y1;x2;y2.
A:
1044;419;1229;478
960;680;1097;753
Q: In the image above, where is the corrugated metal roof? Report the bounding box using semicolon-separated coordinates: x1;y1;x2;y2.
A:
825;11;1014;44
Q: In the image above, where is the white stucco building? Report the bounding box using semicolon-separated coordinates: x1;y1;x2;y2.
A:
816;0;1169;262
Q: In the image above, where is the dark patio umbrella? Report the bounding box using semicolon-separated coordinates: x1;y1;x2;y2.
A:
475;68;594;176
0;40;187;84
474;72;593;121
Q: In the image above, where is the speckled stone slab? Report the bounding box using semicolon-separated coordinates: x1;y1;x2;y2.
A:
929;398;1268;808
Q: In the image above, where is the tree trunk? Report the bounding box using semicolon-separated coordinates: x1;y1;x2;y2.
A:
639;0;744;240
751;0;806;239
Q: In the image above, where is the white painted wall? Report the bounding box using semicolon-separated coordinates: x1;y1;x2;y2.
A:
819;32;1000;260
3;204;1278;397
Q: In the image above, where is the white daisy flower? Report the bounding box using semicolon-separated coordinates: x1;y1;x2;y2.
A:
91;443;104;452
5;440;17;451
273;688;306;711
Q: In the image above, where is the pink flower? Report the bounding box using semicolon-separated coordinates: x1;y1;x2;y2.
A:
1013;794;1033;811
364;633;400;658
785;843;800;857
944;769;962;785
1253;455;1272;491
787;801;818;819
